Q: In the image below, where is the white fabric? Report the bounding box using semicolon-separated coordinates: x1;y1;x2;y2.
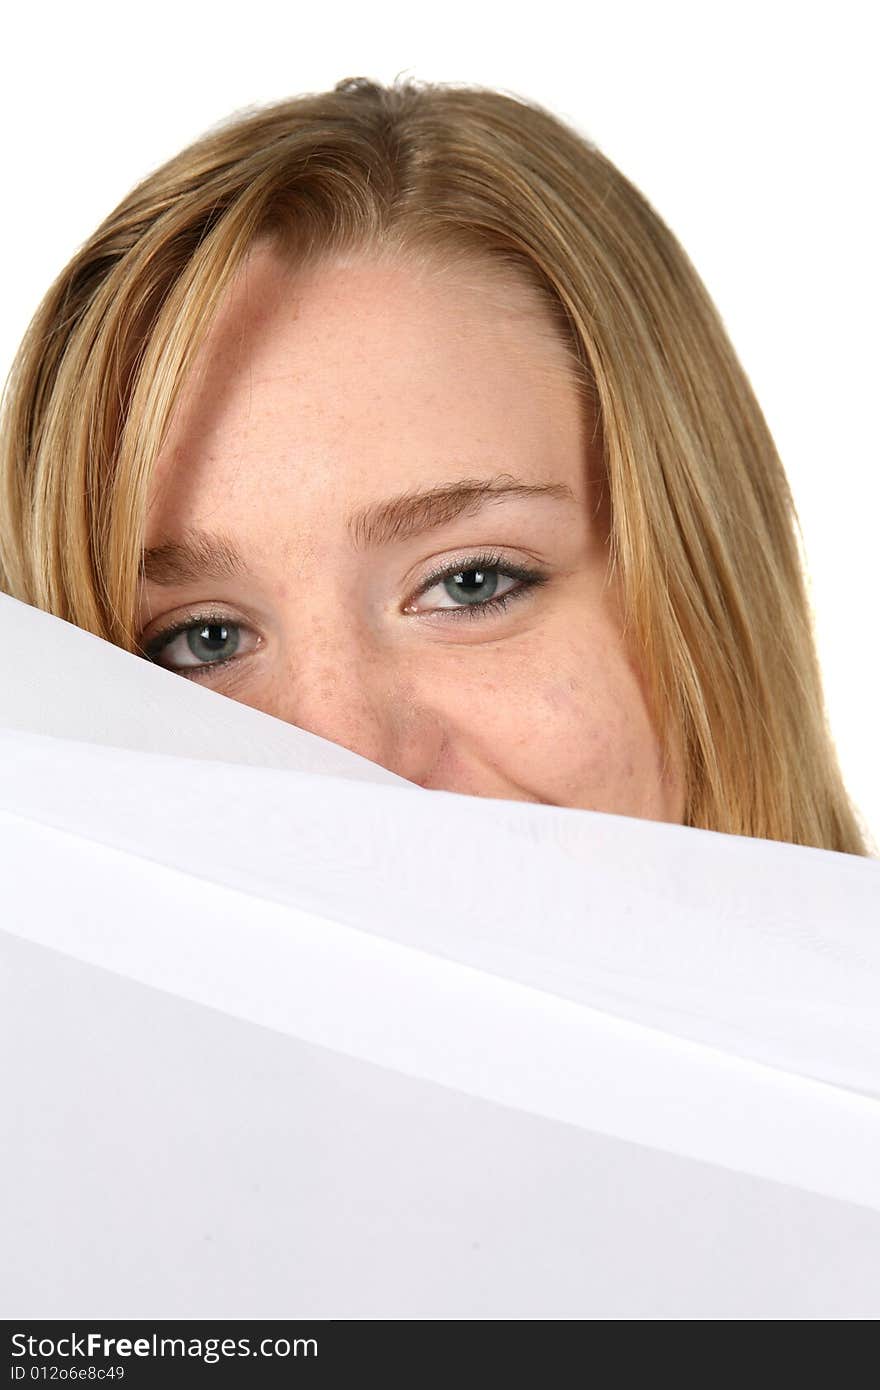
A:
1;590;879;1319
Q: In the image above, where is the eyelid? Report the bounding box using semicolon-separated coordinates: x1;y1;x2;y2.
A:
139;608;258;663
408;549;544;605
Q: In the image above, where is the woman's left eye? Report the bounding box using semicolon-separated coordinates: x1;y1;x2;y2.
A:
409;553;548;621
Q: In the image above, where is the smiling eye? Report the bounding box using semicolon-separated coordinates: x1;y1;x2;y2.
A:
421;564;518;609
409;552;548;620
143;612;259;675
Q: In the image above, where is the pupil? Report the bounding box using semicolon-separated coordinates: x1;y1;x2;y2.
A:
188;622;236;661
447;567;498;603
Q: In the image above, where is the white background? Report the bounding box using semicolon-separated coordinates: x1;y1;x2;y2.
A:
2;0;876;851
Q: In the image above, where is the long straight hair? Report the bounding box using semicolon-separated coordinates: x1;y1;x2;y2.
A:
0;76;870;855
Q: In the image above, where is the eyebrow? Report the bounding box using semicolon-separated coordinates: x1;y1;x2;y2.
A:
140;475;577;586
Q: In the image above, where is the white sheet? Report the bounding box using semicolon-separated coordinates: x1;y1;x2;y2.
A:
2;591;879;1318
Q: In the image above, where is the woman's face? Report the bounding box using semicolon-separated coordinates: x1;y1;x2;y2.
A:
139;242;685;821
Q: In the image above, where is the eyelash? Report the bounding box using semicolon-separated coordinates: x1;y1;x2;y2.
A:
140;550;548;679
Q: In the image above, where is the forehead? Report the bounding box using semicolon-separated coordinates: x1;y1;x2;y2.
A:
145;243;592;545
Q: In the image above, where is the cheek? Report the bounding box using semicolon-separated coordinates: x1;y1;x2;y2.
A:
404;609;674;817
537;673;647;806
469;652;659;815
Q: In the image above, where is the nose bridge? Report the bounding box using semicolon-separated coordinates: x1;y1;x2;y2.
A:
276;632;444;786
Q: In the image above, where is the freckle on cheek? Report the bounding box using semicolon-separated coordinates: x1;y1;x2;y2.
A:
542;678;582;711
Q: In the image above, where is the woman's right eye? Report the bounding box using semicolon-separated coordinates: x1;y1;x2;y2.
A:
144;615;258;676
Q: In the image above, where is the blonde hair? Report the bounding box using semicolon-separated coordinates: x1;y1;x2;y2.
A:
0;76;870;855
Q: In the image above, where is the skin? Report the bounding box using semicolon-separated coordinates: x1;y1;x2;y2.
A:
138;241;686;820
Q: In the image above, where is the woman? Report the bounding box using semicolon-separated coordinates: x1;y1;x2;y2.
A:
0;76;868;854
